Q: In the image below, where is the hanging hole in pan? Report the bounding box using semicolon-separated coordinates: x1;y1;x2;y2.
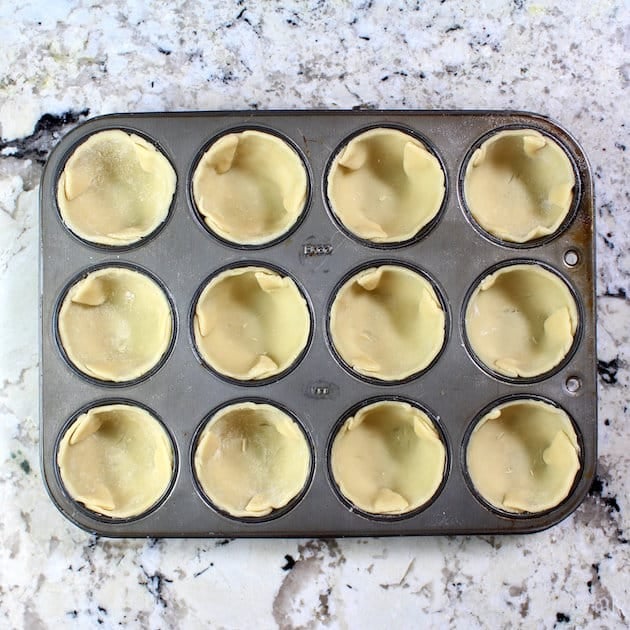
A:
563;249;580;268
565;375;582;394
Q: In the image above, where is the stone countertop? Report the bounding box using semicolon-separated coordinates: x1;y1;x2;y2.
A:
0;1;628;628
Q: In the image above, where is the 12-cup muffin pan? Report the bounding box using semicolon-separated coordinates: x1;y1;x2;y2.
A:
39;110;596;537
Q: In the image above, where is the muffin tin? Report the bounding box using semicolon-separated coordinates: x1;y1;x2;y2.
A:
39;110;596;537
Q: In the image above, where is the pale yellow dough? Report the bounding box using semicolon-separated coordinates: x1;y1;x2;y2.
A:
57;404;174;518
58;267;173;382
57;129;176;246
464;129;575;242
331;400;446;515
466;399;580;513
192;130;307;245
329;265;445;380
193;266;310;380
465;264;578;378
327;128;445;242
194;402;311;517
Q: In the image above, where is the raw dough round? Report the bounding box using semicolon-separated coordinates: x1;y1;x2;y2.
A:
329;265;445;381
463;129;575;243
57;403;174;518
330;400;446;515
327;127;445;242
57;129;176;246
466;399;580;513
193;266;310;381
465;263;578;378
194;402;311;518
192;130;308;245
57;266;173;382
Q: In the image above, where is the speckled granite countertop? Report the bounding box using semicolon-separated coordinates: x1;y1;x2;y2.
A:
1;1;628;628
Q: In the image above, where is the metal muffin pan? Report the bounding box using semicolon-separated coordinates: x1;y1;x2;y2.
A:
39;110;596;537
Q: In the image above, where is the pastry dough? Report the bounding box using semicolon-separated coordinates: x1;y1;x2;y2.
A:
466;399;580;513
57;404;174;518
464;129;575;242
327;128;445;242
193;266;310;380
329;265;445;380
192;130;307;245
57;129;176;246
330;400;446;515
465;263;578;378
58;267;173;382
194;402;311;517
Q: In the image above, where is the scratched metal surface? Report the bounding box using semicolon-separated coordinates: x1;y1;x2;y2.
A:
39;111;596;537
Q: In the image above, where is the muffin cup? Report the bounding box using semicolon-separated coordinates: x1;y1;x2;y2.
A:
328;397;449;520
55;400;177;521
462;260;581;382
460;126;579;247
325;125;447;247
463;396;583;517
190;127;310;248
54;262;177;386
55;128;176;249
191;399;314;521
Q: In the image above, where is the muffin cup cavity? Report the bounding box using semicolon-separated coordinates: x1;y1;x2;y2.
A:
461;127;578;246
464;397;582;516
55;263;176;385
328;398;448;520
56;401;177;521
56;128;176;248
190;128;310;247
190;263;313;384
463;261;580;381
327;261;448;383
192;400;313;521
326;126;446;246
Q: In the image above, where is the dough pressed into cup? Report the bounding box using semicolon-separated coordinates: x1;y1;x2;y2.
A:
192;130;308;245
463;129;575;243
57;129;176;246
465;263;578;378
466;399;580;514
329;265;445;381
327;127;445;243
194;402;311;518
330;400;446;515
57;266;173;382
57;404;174;519
193;266;310;381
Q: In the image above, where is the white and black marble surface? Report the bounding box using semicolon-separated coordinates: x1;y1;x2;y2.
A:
1;1;628;627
